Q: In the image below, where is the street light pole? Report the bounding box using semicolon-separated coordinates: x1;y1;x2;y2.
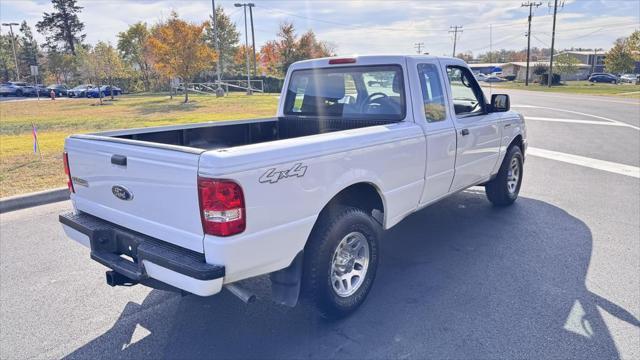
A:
235;3;253;94
2;22;21;80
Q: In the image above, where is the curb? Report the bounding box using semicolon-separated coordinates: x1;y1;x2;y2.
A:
0;188;70;213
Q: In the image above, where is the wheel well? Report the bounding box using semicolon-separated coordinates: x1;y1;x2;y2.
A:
318;183;385;225
509;135;524;155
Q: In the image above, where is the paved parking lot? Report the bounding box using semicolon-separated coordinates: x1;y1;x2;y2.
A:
1;90;638;359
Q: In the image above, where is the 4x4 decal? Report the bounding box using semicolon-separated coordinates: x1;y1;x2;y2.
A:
259;163;308;184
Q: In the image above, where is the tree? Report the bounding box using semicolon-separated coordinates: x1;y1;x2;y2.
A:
147;12;217;103
555;53;579;82
204;6;240;77
258;40;281;77
234;44;256;75
259;22;333;77
93;42;126;100
118;22;154;91
0;34;17;81
605;37;635;74
455;52;474;62
18;21;42;80
44;50;75;83
36;0;86;55
628;30;640;56
274;22;298;76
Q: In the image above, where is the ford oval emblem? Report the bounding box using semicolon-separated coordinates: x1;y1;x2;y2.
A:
112;185;133;201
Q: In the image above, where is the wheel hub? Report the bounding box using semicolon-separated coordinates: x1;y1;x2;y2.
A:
331;232;370;297
506;157;520;194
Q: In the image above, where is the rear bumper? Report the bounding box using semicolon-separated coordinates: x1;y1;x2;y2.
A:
59;211;225;296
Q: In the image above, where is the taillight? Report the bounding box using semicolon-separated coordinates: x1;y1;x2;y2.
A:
63;152;75;193
198;177;245;237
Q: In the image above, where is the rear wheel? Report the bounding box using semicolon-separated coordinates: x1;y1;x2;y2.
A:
303;207;381;318
485;145;523;206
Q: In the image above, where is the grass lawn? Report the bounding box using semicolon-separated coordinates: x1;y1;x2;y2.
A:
489;80;640;97
0;93;279;197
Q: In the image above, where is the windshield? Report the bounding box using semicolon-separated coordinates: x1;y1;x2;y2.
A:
283;65;405;120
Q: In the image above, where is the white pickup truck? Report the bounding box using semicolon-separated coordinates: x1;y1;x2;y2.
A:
60;55;526;317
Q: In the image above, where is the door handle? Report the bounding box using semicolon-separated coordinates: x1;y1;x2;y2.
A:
111;154;127;166
460;128;470;136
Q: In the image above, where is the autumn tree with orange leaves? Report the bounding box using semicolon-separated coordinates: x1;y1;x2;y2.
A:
147;12;216;102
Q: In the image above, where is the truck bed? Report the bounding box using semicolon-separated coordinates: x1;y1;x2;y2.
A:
87;117;398;151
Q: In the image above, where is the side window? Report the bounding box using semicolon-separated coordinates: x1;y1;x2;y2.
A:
417;64;446;122
446;66;485;117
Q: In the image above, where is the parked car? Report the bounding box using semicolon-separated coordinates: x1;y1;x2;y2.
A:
60;55;526;317
474;73;488;82
0;81;28;97
47;84;69;96
484;75;505;83
588;73;618;84
22;84;48;97
87;85;122;98
619;74;639;84
68;84;95;97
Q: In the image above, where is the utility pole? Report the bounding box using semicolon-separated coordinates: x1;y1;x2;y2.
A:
449;25;463;57
414;42;424;54
235;3;254;94
548;0;564;87
591;48;602;74
2;22;21;80
248;4;257;76
522;2;541;86
211;0;224;96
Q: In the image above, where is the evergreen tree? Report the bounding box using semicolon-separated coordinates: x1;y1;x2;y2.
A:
36;0;86;55
18;21;42;79
204;6;240;77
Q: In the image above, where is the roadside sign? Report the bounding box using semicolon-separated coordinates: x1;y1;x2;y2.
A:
30;65;38;76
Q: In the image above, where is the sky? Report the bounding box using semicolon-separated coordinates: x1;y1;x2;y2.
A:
1;0;638;57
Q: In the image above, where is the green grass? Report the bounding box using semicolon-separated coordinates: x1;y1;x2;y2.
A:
489;81;640;97
0;93;279;197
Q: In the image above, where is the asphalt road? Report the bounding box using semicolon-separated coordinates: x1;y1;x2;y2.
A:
1;90;639;359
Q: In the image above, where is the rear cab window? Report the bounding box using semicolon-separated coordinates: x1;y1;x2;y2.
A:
284;65;406;121
417;63;447;122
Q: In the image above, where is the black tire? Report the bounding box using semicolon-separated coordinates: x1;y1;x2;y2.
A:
15;90;22;97
485;145;523;206
302;206;381;318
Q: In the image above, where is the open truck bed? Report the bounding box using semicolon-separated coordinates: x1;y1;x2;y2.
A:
76;117;399;152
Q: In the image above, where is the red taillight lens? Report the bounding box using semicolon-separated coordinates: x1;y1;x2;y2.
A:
198;177;245;237
329;58;356;65
63;152;75;193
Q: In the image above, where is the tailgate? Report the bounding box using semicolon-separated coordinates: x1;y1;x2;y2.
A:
65;137;205;253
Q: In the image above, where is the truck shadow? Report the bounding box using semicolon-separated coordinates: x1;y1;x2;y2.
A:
64;190;639;359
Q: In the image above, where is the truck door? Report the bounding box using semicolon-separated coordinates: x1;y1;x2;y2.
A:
441;62;501;191
407;59;457;206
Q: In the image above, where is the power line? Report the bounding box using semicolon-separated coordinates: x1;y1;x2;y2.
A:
449;25;463;57
414;42;425;54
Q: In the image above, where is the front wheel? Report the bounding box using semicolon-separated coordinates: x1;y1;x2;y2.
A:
303;207;381;318
485;145;523;206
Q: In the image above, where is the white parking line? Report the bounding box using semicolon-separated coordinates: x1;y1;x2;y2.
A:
526;117;631;127
527;147;640;178
513;105;640;130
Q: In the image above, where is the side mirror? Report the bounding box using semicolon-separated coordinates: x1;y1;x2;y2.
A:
491;94;510;112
